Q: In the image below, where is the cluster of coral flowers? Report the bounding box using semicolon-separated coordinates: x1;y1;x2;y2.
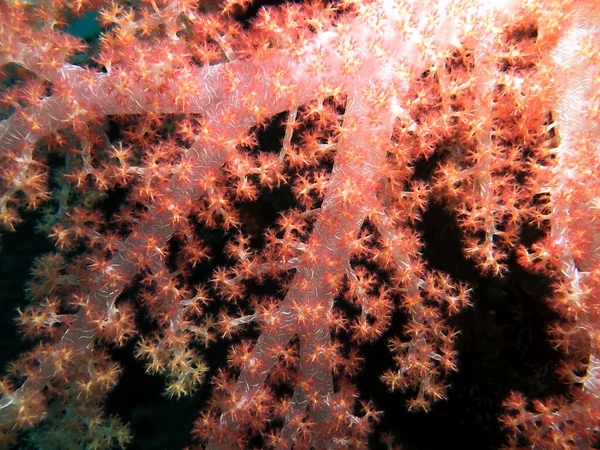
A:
0;0;599;448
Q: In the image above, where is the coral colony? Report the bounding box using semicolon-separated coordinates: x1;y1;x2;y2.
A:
0;0;599;448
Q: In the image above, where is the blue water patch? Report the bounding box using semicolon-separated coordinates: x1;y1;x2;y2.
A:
64;11;100;40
